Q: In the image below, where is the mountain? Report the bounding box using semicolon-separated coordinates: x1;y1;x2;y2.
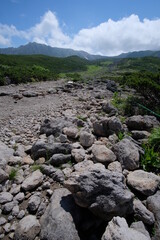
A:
0;42;105;60
117;50;160;58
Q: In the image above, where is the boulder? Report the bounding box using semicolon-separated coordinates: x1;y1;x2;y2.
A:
102;217;151;240
133;199;155;225
0;141;14;168
0;168;8;183
127;170;160;196
108;161;122;173
0;192;13;204
63;127;79;139
112;138;140;170
126;115;159;131
92;144;116;165
131;130;150;140
49;154;71;167
147;191;160;240
22;91;38;97
102;101;117;114
40;188;80;240
21;170;44;191
130;221;151;239
106;80;117;92
31;140;72;160
64;162;134;221
28;193;41;214
71;148;86;163
79;131;95;148
14;215;40;240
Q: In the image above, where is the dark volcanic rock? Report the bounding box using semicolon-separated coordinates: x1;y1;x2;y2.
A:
126;115;159;131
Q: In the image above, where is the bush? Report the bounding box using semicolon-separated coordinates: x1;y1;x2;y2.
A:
148;127;160;151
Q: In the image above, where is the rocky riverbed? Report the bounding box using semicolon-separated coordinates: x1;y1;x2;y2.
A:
0;79;160;240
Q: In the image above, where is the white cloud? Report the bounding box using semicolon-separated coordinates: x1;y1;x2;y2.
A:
0;11;160;56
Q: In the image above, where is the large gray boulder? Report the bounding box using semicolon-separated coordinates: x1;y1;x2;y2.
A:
21;170;44;191
31;140;72;160
147;191;160;240
64;162;134;221
102;217;151;240
40;188;80;240
127;170;160;196
14;215;40;240
112;138;140;170
126;115;159;131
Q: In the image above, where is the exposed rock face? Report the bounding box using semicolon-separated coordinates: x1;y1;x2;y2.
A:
112;138;140;170
127;170;160;196
64;162;134;221
14;215;40;240
21;170;44;191
102;217;151;240
147;191;160;240
40;188;80;240
92;143;116;165
126;115;159;131
79;131;95;148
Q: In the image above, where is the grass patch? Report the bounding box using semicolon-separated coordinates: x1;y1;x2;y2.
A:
9;168;18;181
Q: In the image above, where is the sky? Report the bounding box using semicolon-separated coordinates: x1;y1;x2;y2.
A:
0;0;160;56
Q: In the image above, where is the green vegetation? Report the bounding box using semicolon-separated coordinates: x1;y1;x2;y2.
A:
31;164;43;172
141;127;160;172
9;168;18;180
117;132;125;141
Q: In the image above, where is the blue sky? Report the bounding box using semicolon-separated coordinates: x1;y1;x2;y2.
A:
0;0;160;55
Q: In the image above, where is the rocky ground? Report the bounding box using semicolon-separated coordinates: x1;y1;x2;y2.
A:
0;79;160;240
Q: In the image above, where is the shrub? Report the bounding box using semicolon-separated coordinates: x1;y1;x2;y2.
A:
148;127;160;151
141;145;160;171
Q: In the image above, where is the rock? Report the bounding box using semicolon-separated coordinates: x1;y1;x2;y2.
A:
127;170;160;196
40;118;70;137
37;201;47;218
49;154;71;167
112;138;140;170
106;80;117;92
40;188;80;240
92;144;116;165
3;222;11;233
2;201;17;214
0;217;7;226
71;148;86;163
63;127;79;139
31;141;72;160
51;169;65;183
14;192;25;202
22;91;38;97
0;192;13;204
126;115;159;131
22;156;34;165
102;101;117;114
17;210;25;219
79;131;95;148
0;141;14;168
0;168;8;183
41;164;57;176
131;130;150;140
133;199;155;225
12;205;19;216
28;193;41;214
130;221;151;238
102;217;151;240
21;170;44;191
10;184;20;195
108;161;122;173
147;191;160;240
93;120;106;137
64;162;134;221
14;215;40;240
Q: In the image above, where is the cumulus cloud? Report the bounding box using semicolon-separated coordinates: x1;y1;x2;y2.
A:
0;11;160;56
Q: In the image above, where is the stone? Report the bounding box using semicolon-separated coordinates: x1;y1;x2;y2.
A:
28;194;41;214
41;164;57;176
2;201;17;214
79;131;95;148
14;215;40;240
102;217;151;240
17;210;25;219
108;161;122;173
12;205;19;216
112;138;140;170
0;192;13;204
0;141;14;168
3;222;11;233
0;217;7;226
147;191;160;240
51;169;65;183
37;201;47;218
31;141;72;160
14;192;25;202
133;199;155;225
64;162;134;221
40;188;80;240
71;148;86;162
126;115;159;131
10;184;20;195
22;156;34;165
131;130;150;140
21;170;44;191
102;101;117;114
63;127;79;139
0;168;8;183
127;170;160;196
22;91;38;97
49;154;71;167
92;144;116;165
130;221;151;238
